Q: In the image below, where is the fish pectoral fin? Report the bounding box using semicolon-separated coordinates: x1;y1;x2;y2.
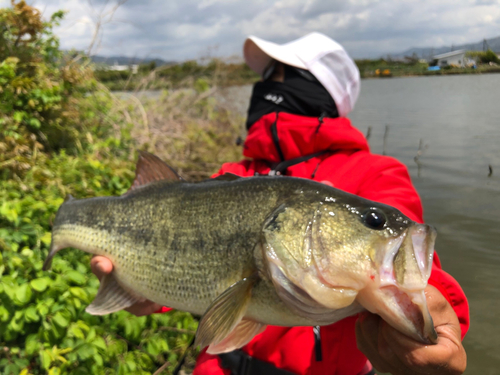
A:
195;275;258;351
86;273;146;315
207;319;266;354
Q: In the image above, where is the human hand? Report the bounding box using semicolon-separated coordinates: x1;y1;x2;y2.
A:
355;285;466;375
90;256;162;316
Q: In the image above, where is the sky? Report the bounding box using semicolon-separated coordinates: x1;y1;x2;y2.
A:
5;0;500;61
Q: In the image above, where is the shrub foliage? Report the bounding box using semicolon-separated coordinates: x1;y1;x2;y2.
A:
0;2;217;374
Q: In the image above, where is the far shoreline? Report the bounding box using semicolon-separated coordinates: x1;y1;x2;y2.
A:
100;61;500;92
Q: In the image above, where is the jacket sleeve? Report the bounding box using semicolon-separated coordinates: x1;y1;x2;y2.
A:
355;155;470;340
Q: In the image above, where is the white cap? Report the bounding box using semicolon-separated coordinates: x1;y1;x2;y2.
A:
243;32;360;117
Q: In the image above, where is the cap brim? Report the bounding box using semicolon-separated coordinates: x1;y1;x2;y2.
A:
243;36;307;76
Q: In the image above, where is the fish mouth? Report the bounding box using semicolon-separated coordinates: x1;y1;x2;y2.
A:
357;223;438;344
363;286;437;344
357;284;438;345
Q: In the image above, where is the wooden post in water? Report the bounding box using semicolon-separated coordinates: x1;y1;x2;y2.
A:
365;126;372;141
383;125;389;155
414;138;428;178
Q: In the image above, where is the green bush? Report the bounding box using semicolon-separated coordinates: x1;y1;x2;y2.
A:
1;2;198;374
466;49;500;65
480;49;500;64
94;58;260;91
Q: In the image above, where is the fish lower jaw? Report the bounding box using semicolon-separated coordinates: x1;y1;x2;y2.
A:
356;284;437;345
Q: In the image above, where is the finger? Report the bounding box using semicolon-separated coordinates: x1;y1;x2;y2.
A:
90;256;113;280
383;324;463;373
378;321;418;375
425;285;463;347
356;313;392;374
126;300;162;316
381;287;464;373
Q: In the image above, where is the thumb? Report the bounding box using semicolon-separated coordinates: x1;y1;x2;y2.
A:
90;256;113;281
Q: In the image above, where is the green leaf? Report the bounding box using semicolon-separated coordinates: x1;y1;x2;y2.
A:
65;270;87;285
13;111;25;123
40;349;52;370
15;283;33;305
29;118;41;128
40;232;52;246
91;336;107;351
94;353;103;367
25;334;40;355
69;287;88;301
76;343;96;360
138;352;154;368
146;340;160;356
25;305;39;322
118;363;128;375
30;277;51;292
4;364;21;375
68;324;85;339
86;327;96;342
0;306;10;322
52;312;69;328
125;358;137;372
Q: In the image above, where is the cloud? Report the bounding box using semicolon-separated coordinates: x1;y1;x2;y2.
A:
16;0;500;60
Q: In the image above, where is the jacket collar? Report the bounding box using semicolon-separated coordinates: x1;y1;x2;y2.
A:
243;112;369;162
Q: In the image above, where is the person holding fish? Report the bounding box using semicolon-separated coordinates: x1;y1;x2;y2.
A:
87;33;468;374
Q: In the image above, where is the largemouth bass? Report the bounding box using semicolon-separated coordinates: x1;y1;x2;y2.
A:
44;152;438;354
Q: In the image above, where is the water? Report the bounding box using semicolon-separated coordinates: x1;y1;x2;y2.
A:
219;75;500;374
349;75;500;374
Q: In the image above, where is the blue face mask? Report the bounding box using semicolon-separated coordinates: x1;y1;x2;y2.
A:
246;64;338;129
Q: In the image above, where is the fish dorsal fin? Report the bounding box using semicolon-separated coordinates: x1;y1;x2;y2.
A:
129;151;184;191
212;173;241;181
195;274;257;352
86;273;146;315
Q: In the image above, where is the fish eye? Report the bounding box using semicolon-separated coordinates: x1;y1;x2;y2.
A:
362;208;387;230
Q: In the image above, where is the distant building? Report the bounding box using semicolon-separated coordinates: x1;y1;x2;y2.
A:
108;61;139;74
432;50;467;67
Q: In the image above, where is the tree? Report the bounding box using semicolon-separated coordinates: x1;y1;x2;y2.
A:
0;0;97;158
480;49;500;64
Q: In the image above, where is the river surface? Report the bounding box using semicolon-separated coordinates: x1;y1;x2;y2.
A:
129;74;500;374
220;75;500;374
352;76;500;375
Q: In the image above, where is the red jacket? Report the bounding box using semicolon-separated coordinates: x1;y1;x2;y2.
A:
186;112;469;375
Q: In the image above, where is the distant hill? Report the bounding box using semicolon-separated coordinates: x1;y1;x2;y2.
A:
392;36;500;60
90;55;175;66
